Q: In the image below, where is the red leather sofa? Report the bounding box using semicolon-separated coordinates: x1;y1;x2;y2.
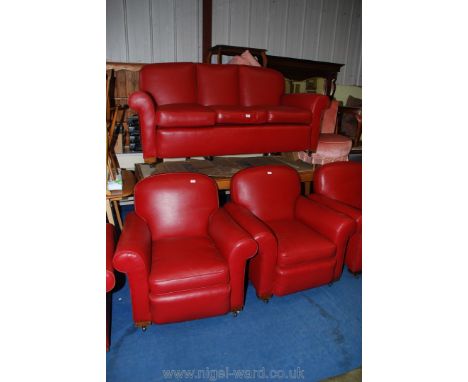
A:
113;173;257;328
129;63;330;163
225;165;355;299
309;162;362;273
106;223;116;351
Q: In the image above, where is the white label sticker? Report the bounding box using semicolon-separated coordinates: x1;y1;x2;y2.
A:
245;114;251;118
190;179;196;183
267;171;273;175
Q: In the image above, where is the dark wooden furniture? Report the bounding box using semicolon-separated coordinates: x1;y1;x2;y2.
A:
135;156;315;195
266;55;343;99
205;45;268;66
204;45;344;99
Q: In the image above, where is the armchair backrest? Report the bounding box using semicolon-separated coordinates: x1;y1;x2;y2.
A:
134;173;219;240
313;162;362;209
230;165;300;222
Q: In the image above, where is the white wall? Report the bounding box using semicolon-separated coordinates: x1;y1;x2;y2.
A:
106;0;361;85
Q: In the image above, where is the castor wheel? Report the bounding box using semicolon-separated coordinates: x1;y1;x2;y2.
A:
262;298;269;304
232;310;240;317
141;326;147;332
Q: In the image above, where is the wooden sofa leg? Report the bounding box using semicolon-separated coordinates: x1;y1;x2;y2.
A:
231;306;243;317
256;293;272;304
135;321;152;331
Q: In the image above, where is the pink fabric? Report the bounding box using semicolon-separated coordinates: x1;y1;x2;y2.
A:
241;50;261;67
227;55;250;65
298;133;352;165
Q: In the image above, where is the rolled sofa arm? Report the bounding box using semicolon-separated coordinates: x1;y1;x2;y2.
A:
208;208;258;311
280;93;330;152
295;196;355;280
128;91;158;163
113;212;152;324
224;202;277;299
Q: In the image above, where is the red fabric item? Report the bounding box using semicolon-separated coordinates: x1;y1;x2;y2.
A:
309;162;362;273
226;165;355;298
210;105;267;124
113;173;257;326
156;104;216;127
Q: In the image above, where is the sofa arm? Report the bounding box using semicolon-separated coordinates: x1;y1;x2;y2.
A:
295;196;355;280
113;212;152;324
128;91;158;162
208;208;258;311
224;202;277;299
281;93;330;152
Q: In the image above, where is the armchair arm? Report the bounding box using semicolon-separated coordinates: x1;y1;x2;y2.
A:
208;208;258;310
295;196;355;280
224;202;277;299
106;224;116;292
128;91;158;163
280;93;330;152
113;212;152;323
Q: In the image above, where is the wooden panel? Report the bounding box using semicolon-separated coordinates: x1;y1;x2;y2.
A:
229;0;251;47
175;0;200;61
248;0;269;48
316;0;339;62
332;0;354;83
284;0;306;58
151;0;176;62
301;0;322;60
126;0;152;62
106;0;127;61
267;0;289;56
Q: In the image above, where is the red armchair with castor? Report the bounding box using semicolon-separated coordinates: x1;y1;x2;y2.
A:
106;223;116;351
308;162;362;274
113;173;257;329
224;165;355;301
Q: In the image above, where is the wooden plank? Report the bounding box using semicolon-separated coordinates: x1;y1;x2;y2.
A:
126;0;152;62
152;0;176;62
106;0;127;61
284;0;306;58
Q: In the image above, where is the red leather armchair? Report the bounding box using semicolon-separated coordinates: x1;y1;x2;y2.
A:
113;173;257;328
106;223;116;351
129;63;330;163
225;165;355;300
309;162;362;273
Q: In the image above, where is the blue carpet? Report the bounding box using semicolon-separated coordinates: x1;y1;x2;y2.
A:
107;205;361;382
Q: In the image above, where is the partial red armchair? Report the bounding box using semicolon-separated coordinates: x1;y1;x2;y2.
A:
309;162;362;274
106;223;116;351
225;165;355;301
113;173;257;329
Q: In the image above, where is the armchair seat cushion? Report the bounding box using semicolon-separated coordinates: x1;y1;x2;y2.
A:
266;106;312;124
156;104;216;127
267;219;336;267
210;105;267;124
149;237;229;294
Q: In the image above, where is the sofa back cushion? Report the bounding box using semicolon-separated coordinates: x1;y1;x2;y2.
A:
197;64;239;106
238;66;284;106
140;63;197;106
231;165;300;222
134;173;219;240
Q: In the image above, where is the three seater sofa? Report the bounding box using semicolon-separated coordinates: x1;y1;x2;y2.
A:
128;62;330;163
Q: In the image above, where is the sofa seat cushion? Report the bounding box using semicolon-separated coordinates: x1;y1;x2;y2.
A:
308;194;362;233
150;236;229;294
156;104;216;127
267;106;311;124
210;105;267;124
267;219;336;267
